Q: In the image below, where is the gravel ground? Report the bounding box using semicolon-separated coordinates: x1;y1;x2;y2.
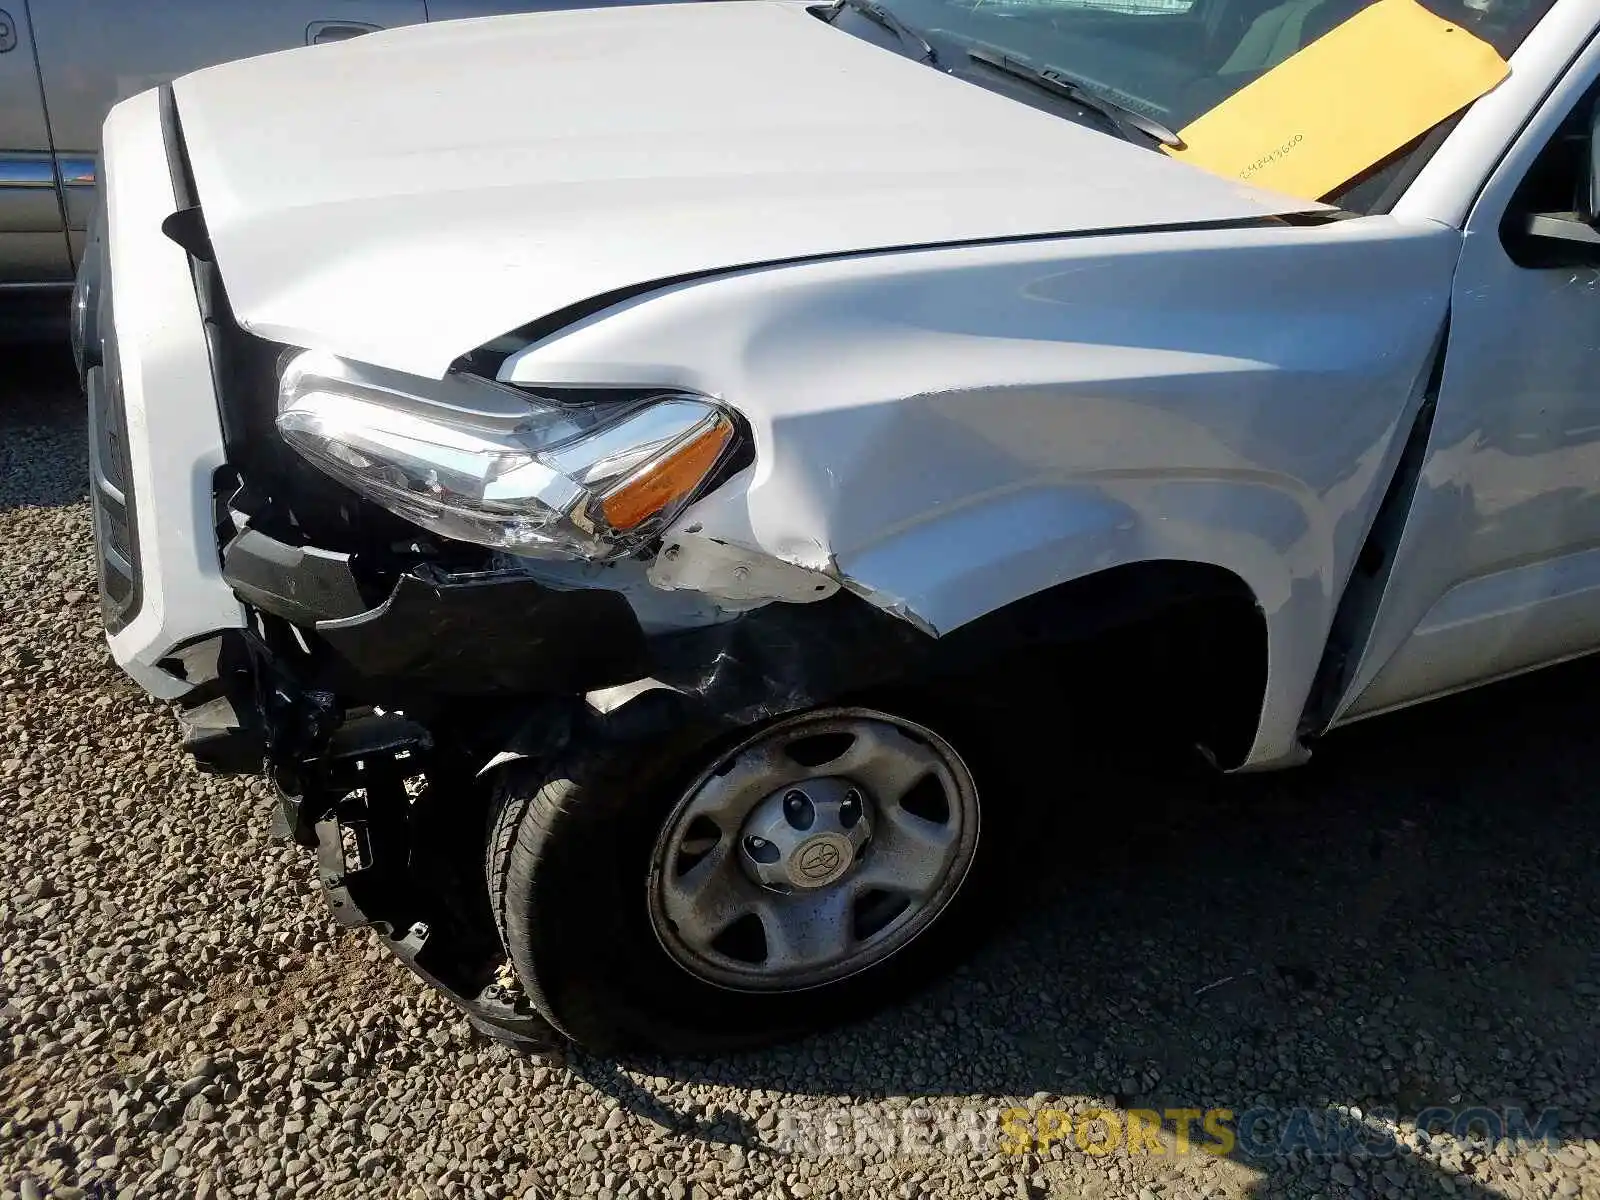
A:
3;345;1600;1200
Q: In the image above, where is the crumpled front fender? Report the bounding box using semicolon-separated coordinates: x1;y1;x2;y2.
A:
501;216;1461;765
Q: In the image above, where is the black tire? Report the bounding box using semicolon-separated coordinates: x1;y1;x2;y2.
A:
485;700;997;1055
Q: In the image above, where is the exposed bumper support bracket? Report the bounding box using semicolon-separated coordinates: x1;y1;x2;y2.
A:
308;764;555;1047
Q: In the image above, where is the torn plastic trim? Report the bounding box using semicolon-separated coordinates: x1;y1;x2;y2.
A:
314;563;649;697
221;526;369;629
217;520;652;697
476;590;940;770
163;626;341;776
646;591;932;730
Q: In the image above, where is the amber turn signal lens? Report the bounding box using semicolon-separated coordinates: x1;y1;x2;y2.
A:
599;417;734;531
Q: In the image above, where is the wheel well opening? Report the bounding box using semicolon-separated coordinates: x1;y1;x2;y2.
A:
919;561;1268;770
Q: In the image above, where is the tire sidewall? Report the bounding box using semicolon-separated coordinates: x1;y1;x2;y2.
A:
498;699;999;1054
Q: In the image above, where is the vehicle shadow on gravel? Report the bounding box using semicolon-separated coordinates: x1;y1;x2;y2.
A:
581;657;1600;1199
1;345;85;513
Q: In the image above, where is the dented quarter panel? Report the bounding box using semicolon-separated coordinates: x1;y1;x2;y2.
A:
502;216;1462;767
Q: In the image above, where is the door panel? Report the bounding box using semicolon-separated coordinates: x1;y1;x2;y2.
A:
0;8;70;283
29;0;427;256
0;154;60;230
1333;35;1600;723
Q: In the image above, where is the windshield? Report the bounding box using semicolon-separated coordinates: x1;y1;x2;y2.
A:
844;0;1560;210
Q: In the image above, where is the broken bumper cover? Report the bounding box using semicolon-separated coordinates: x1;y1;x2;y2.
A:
221;526;650;697
313;565;648;697
171;528;651;774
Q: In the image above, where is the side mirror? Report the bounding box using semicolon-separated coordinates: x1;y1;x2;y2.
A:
1523;95;1600;253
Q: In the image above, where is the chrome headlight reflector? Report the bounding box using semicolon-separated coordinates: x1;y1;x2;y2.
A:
275;352;736;560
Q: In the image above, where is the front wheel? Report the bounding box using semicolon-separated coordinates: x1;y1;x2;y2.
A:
486;704;987;1054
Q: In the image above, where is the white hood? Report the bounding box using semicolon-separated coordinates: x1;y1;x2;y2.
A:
171;0;1321;379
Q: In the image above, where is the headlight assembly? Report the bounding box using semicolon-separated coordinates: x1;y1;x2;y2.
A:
275;351;736;560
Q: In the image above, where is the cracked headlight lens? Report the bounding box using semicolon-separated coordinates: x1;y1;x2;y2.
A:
275;351;736;560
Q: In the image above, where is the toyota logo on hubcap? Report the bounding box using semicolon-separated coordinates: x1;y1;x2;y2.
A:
790;834;853;887
798;842;841;879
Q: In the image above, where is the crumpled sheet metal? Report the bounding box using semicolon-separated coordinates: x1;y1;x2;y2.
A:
504;218;1461;765
642;593;934;731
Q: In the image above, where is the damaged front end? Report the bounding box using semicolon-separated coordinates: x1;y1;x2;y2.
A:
89;54;1345;1046
65;78;960;1046
144;240;946;1041
174;536;938;1042
185;309;920;769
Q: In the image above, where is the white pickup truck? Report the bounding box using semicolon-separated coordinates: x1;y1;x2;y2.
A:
78;0;1599;1052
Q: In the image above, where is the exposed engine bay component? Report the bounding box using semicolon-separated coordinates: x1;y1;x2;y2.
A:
648;529;842;607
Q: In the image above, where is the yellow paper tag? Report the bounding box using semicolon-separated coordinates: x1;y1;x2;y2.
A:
1165;0;1509;200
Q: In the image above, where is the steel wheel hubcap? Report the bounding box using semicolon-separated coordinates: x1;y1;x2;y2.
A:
647;708;980;992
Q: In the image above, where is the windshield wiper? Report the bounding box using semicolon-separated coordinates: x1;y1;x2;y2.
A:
829;0;938;65
967;47;1183;149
